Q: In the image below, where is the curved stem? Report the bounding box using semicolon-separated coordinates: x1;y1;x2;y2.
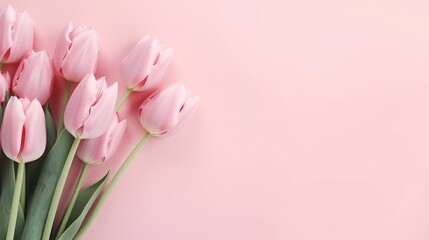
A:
55;163;89;239
42;137;81;240
114;88;132;112
57;81;71;138
74;133;151;239
6;161;25;240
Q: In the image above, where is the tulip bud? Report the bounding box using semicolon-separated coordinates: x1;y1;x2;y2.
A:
120;35;173;91
0;5;33;64
53;22;99;82
138;83;199;136
64;73;117;139
12;50;54;105
0;72;10;103
76;114;127;165
1;97;46;162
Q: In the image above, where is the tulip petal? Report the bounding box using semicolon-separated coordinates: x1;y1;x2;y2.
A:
135;48;174;91
77;115;115;164
80;82;117;139
155;84;187;132
61;29;98;82
138;84;199;136
53;22;73;76
139;84;186;135
120;35;159;89
64;74;98;137
77;114;125;164
0;5;15;62
106;119;127;159
69;24;87;39
1;97;25;161
13;51;54;105
166;95;200;136
76;138;102;164
20;99;46;162
8;11;33;63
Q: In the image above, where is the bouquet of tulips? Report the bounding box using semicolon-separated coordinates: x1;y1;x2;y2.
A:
0;5;199;240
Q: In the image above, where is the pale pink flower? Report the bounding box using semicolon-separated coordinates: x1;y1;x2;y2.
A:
77;114;127;165
64;73;117;139
138;83;199;136
12;50;54;105
120;35;173;91
0;4;34;64
1;97;46;162
53;22;99;82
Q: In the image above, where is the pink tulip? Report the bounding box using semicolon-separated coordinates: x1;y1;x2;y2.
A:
1;97;46;162
138;84;199;136
76;114;127;165
64;73;118;139
12;50;54;105
0;72;10;103
0;5;33;64
53;22;99;82
120;35;173;91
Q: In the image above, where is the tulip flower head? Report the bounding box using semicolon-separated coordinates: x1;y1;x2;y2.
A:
138;83;199;136
120;35;174;91
0;72;10;103
77;114;127;165
12;50;54;105
0;4;34;64
53;22;99;82
1;97;46;162
64;73;118;139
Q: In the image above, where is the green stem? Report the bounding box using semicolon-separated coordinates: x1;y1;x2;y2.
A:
74;133;151;239
6;161;25;240
42;137;81;240
57;81;71;138
114;88;132;112
20;168;26;212
55;163;89;239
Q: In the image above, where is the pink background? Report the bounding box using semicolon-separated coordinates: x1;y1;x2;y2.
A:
4;0;429;239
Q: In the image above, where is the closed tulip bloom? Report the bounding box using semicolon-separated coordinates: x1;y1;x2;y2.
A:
0;72;10;103
64;73;117;139
1;97;46;162
53;22;99;82
138;84;199;136
77;114;127;165
12;50;54;105
120;35;173;91
0;5;33;64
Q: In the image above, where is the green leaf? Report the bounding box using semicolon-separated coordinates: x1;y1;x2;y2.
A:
45;105;57;151
21;129;74;240
0;155;15;240
0;155;25;240
25;105;57;210
58;170;110;240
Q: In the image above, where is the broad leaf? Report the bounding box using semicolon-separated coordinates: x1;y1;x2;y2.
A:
0;155;25;240
21;129;74;240
58;171;110;240
0;155;15;239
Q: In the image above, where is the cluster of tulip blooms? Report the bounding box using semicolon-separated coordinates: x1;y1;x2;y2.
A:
0;5;199;240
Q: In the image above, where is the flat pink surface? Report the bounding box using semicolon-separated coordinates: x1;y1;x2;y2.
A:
5;0;429;239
